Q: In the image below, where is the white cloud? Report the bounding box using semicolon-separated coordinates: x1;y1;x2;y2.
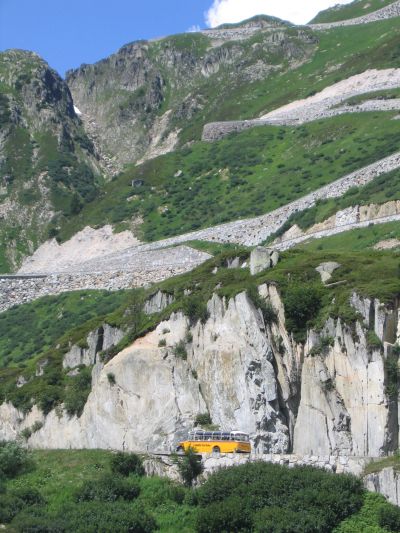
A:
205;0;353;27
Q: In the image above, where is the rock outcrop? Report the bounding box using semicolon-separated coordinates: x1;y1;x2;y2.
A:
365;466;400;507
250;247;279;275
1;286;398;460
66;21;316;169
63;324;124;369
0;50;102;272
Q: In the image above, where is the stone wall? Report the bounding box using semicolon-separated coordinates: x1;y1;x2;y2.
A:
309;0;400;30
274;213;400;251
149;452;368;480
202;99;400;141
0;245;210;313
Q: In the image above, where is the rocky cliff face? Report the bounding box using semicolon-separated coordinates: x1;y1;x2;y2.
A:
0;50;102;272
66;19;316;170
1;284;398;458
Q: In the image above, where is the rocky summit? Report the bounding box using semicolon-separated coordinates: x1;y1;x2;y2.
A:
2;0;400;530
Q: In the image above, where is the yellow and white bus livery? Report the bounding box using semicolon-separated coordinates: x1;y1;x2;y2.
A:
176;430;251;454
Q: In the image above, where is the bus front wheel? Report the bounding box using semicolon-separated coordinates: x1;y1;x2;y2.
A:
176;446;184;454
212;446;220;454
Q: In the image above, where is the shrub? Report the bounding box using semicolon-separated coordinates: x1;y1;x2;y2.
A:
0;441;29;479
10;486;45;506
64;367;92;417
196;494;251;533
107;372;116;385
195;413;212;427
247;285;277;325
182;296;209;325
0;493;24;523
173;341;188;360
158;338;167;347
195;462;363;532
31;421;43;433
283;283;323;341
253;506;326;533
110;452;145;477
367;330;383;350
13;501;156;533
75;472;140;503
177;448;204;487
20;428;32;441
379;504;400;532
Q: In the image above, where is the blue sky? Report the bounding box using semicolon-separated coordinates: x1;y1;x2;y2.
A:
0;0;351;76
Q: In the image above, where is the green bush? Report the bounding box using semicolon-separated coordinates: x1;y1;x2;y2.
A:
253;506;326;533
182;296;209;325
12;501;156;533
196;494;251;533
0;441;29;479
75;472;140;502
177;448;204;487
195;413;212;427
367;330;383;350
110;452;145;477
0;493;24;523
283;283;323;341
64;367;92;417
107;372;116;385
195;462;363;532
20;428;32;441
173;341;188;360
10;487;45;506
247;285;278;325
379;504;400;531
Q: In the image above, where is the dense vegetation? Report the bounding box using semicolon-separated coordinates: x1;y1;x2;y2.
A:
59;111;400;242
1;445;399;532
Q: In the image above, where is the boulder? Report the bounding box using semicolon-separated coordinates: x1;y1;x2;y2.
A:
250;247;279;275
315;262;341;284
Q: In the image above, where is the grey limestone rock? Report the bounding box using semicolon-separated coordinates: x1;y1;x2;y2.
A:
250;247;279;275
315;262;341;284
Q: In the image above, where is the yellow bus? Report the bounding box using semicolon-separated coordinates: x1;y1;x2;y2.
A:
176;430;251;454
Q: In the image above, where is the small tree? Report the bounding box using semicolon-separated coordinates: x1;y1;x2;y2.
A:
110;452;144;477
177;448;203;487
195;413;212;427
0;441;30;479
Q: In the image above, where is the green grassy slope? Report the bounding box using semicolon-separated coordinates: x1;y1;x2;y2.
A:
58;17;400;245
0;291;131;369
178;16;400;137
310;0;396;24
58;111;400;242
2;448;399;532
